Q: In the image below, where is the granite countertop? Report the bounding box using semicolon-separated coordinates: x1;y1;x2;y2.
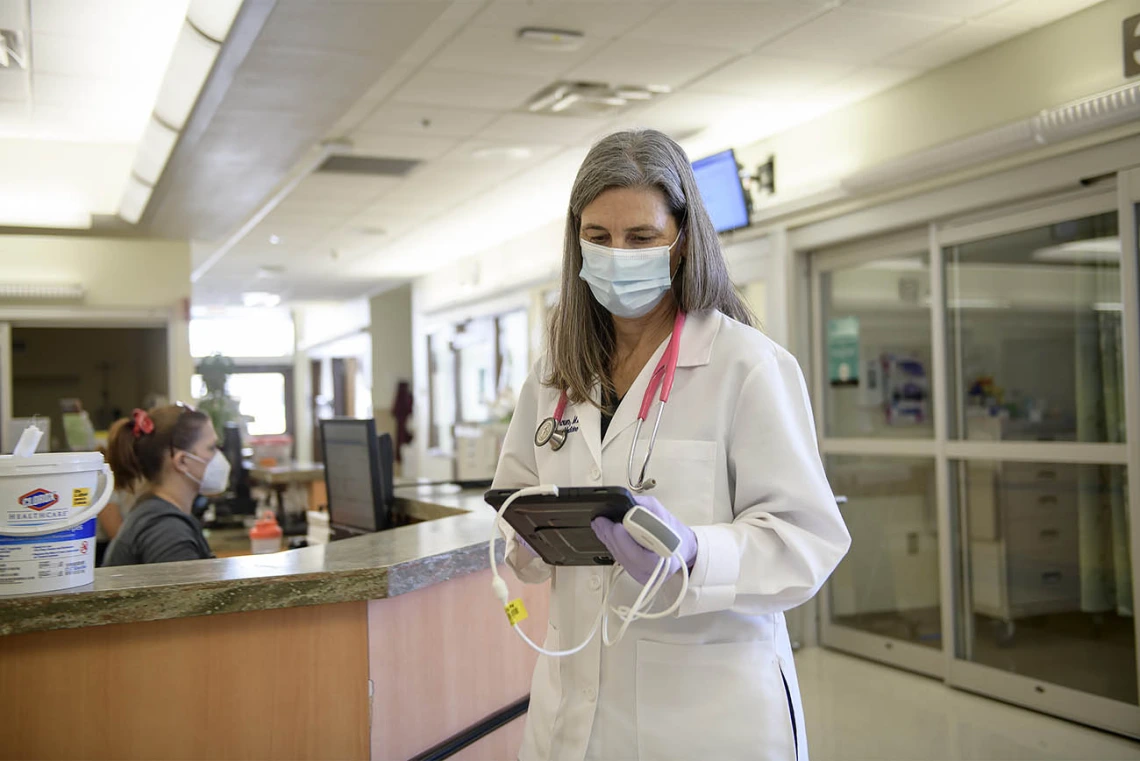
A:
0;487;502;638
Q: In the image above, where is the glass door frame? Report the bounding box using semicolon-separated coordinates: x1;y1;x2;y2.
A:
810;227;947;679
808;182;1140;736
937;185;1139;737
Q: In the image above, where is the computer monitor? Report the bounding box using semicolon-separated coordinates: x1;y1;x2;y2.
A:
320;418;391;535
222;422;255;515
691;148;750;233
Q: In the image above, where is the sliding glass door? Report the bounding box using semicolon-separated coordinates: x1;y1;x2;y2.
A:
812;182;1140;736
813;230;947;676
941;191;1138;735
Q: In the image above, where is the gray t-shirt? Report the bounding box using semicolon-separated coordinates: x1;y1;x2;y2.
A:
102;495;214;567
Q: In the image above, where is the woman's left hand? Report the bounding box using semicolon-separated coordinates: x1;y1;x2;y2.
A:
591;496;698;585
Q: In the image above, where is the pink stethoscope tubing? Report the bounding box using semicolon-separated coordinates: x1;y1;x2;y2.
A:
540;310;686;493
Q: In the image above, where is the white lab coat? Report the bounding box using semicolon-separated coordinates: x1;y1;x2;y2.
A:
493;310;850;761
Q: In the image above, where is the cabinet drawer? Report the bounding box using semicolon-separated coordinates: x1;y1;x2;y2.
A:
1000;484;1078;525
1005;522;1079;564
1002;462;1078;488
1006;560;1080;607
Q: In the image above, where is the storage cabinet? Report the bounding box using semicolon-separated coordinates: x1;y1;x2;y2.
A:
967;459;1081;626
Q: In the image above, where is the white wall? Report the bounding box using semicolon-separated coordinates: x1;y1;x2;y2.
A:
0;235;192;403
736;0;1140;205
370;285;413;442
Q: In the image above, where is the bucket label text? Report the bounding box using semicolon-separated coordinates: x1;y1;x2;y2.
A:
72;488;91;508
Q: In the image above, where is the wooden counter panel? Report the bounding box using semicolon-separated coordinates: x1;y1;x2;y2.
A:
0;602;369;760
369;566;550;761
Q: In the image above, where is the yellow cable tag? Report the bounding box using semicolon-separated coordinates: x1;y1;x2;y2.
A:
505;599;529;626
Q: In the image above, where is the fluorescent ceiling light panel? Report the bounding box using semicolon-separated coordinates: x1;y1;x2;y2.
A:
0;204;91;229
119;176;153;224
242;291;282;308
1032;237;1121;263
153;22;220;130
188;0;244;42
1093;302;1123;312
132;118;180;185
0;283;85;300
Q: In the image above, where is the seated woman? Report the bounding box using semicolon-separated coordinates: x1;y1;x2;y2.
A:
103;406;229;566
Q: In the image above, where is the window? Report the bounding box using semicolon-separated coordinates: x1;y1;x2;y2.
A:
190;313;294;358
192;371;288;435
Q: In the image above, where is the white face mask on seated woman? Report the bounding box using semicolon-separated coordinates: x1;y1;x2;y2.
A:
178;450;232;496
578;234;680;319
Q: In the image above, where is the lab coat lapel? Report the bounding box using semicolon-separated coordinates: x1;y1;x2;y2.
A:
601;310;722;451
572;384;603;470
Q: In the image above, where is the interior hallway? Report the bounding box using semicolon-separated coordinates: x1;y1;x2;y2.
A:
796;648;1140;761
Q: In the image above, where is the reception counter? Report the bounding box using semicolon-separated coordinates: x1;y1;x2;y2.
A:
0;488;550;761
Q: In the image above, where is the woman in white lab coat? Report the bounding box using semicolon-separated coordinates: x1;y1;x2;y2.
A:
492;129;850;761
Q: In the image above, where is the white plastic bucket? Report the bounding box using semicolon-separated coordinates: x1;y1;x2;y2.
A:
0;452;114;596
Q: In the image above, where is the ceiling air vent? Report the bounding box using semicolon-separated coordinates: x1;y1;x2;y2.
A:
524;81;670;117
316;155;420;177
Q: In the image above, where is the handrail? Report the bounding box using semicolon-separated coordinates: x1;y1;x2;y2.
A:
407;696;530;761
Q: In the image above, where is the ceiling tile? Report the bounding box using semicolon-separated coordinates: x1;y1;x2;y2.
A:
397;3;484;68
275;197;358;217
32;32;141;78
442;138;564;169
33;74;139;113
690;55;854;98
431;21;607;78
822;65;921;106
356;104;499;138
28;103;141;142
258;1;447;56
289;174;401;204
885;21;1024;69
31;0;174;38
632;91;753;139
471;1;665;40
975;0;1105;29
844;0;1012;20
347;132;459;161
566;39;738;89
758;7;957;65
627;1;827;52
478;112;612;144
391;67;550;111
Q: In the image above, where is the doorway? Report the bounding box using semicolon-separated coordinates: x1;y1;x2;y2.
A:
7;326;169;451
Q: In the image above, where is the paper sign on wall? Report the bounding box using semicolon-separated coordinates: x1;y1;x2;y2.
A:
827;317;860;387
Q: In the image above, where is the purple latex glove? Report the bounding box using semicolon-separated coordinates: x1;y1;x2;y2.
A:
591;496;698;585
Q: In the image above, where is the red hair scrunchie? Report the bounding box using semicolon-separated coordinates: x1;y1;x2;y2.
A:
131;409;155;438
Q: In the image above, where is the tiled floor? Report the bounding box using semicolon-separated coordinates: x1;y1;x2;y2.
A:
795;648;1140;760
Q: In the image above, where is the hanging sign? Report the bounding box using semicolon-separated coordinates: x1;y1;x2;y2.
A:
827;317;860;387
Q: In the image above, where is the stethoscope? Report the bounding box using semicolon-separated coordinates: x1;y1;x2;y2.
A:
534;310;687;492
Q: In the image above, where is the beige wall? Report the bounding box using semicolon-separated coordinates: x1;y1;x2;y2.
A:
370;285;413;443
0;235;193;404
736;0;1140;200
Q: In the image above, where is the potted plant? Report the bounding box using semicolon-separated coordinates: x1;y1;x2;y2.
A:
197;353;242;437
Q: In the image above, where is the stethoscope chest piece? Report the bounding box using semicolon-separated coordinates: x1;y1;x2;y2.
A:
535;416;567;450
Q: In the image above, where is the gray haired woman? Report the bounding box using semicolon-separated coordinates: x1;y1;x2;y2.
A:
493;129;850;761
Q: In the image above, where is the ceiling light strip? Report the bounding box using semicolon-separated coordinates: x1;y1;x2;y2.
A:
842;82;1140;193
117;0;246;226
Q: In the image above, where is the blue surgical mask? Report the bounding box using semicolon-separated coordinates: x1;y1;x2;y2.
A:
579;235;680;319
